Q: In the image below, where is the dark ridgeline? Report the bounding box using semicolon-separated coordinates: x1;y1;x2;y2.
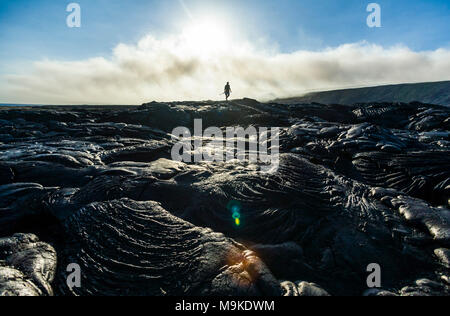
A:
275;81;450;107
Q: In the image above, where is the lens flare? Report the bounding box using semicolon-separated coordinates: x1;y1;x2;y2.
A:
227;200;242;227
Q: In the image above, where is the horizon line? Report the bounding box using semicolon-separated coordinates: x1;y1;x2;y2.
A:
1;80;449;106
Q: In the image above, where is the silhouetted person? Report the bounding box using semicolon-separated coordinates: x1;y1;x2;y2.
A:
224;82;232;101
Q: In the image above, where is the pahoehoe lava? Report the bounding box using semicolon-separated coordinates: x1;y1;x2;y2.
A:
0;99;449;296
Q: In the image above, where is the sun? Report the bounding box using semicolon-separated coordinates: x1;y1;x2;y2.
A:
181;17;232;55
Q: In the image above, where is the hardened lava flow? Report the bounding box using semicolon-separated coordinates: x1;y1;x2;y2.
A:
0;99;449;296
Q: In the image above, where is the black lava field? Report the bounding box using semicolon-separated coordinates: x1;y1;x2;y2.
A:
0;99;449;296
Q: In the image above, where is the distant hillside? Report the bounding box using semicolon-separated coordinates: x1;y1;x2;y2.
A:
275;81;450;106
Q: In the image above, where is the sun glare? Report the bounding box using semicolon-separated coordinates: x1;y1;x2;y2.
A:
181;17;232;55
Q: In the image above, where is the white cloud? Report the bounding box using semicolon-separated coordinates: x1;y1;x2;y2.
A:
1;30;450;104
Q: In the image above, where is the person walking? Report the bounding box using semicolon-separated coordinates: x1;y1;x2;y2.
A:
224;82;232;101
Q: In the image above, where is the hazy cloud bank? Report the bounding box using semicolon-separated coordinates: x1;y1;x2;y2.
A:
2;33;450;104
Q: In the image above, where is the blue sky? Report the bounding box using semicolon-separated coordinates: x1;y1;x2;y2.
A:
1;0;448;63
0;0;449;104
